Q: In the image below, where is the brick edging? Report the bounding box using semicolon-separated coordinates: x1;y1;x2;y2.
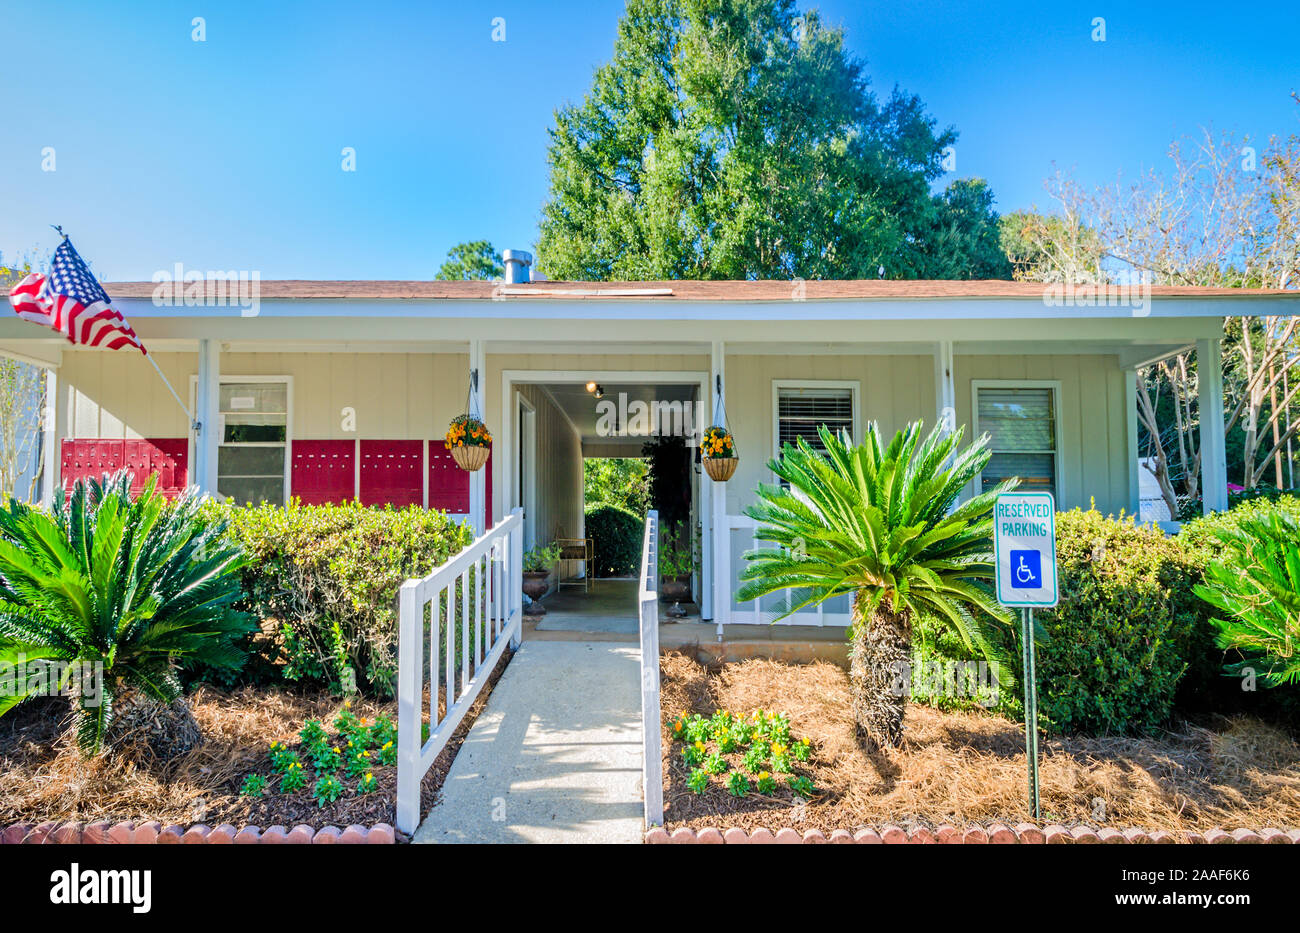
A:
646;823;1300;844
0;821;397;844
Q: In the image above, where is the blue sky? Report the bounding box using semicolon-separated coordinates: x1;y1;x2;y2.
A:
1;0;1297;280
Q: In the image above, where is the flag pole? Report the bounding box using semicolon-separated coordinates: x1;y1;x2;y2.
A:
145;353;198;430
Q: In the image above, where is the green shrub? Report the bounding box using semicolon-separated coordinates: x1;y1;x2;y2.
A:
909;617;1020;719
1175;486;1300;522
583;504;643;577
522;543;560;572
910;508;1216;734
1179;494;1300;555
1194;511;1300;688
205;500;472;696
1033;508;1212;734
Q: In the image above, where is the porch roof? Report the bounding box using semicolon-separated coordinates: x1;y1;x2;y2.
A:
99;278;1300;302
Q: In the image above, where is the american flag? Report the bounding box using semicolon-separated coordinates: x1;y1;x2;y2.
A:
8;238;145;354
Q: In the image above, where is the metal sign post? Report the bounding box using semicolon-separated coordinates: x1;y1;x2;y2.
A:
994;492;1058;823
1020;607;1040;819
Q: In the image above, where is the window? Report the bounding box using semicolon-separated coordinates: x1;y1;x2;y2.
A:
217;381;288;505
974;383;1058;497
774;382;857;456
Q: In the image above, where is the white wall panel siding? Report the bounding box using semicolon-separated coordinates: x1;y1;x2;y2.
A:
955;354;1130;516
514;383;583;546
62;350;192;439
723;354;937;513
59;350;468;441
57;346;1133;520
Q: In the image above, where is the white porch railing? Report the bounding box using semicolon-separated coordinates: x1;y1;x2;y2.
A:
724;514;850;627
396;507;523;834
638;509;663;828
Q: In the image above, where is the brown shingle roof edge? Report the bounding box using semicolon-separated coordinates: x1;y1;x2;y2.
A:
101;279;1300;301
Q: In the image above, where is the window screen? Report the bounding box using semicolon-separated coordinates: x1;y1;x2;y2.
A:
777;386;854;453
977;386;1056;496
217;381;287;505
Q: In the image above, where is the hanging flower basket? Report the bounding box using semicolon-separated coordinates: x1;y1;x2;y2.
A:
701;425;738;482
446;415;492;472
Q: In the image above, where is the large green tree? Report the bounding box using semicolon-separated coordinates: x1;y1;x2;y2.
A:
435;240;504;281
916;179;1014;279
538;0;993;281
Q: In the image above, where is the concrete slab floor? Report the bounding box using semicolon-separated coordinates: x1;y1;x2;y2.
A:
534;578;699;635
414;640;645;844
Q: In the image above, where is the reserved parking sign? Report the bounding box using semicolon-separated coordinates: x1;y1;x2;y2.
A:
994;492;1058;608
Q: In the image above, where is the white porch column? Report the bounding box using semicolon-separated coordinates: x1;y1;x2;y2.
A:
40;367;59;508
468;339;486;536
709;340;728;639
1124;367;1140;517
934;339;955;434
194;338;220;496
1197;337;1229;514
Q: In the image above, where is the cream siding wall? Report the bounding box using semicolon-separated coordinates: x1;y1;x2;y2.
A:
954;354;1131;516
723;354;937;513
513;384;584;548
55;347;1133;522
58;350;467;440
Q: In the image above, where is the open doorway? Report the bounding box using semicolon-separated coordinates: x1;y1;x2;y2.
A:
501;369;708;633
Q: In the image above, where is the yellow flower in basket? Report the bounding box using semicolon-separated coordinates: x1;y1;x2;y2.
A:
446;415;492;449
702;425;734;459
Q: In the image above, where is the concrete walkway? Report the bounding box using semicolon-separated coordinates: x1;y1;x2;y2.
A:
414;640;644;844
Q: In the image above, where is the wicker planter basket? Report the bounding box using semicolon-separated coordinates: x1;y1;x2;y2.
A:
451;444;490;472
704;456;738;482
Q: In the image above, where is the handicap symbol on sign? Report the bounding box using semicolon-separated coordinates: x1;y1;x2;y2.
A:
1010;550;1041;589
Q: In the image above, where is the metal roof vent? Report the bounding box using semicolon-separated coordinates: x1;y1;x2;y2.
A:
503;249;533;284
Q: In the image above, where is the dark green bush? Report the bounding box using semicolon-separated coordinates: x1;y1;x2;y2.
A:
1175;486;1300;522
1032;509;1212;734
584;504;643;577
201;500;472;696
1179;493;1300;555
912;508;1217;734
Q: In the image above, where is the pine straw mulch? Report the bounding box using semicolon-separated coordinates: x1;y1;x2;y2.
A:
0;652;510;835
660;652;1300;835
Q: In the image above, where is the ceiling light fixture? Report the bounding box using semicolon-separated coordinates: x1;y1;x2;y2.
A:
585;381;597;393
593;384;605;399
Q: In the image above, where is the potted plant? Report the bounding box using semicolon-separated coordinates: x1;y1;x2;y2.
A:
522;542;561;599
446;414;492;471
657;529;696;603
701;425;737;481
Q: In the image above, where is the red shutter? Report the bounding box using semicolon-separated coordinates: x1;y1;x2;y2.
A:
358;440;423;508
291;439;356;505
428;443;468;513
148;439;189;495
428;442;492;525
61;438;187;498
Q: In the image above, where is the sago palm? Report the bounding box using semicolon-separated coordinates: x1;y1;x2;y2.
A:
0;471;253;756
738;420;1015;748
1194;511;1300;688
